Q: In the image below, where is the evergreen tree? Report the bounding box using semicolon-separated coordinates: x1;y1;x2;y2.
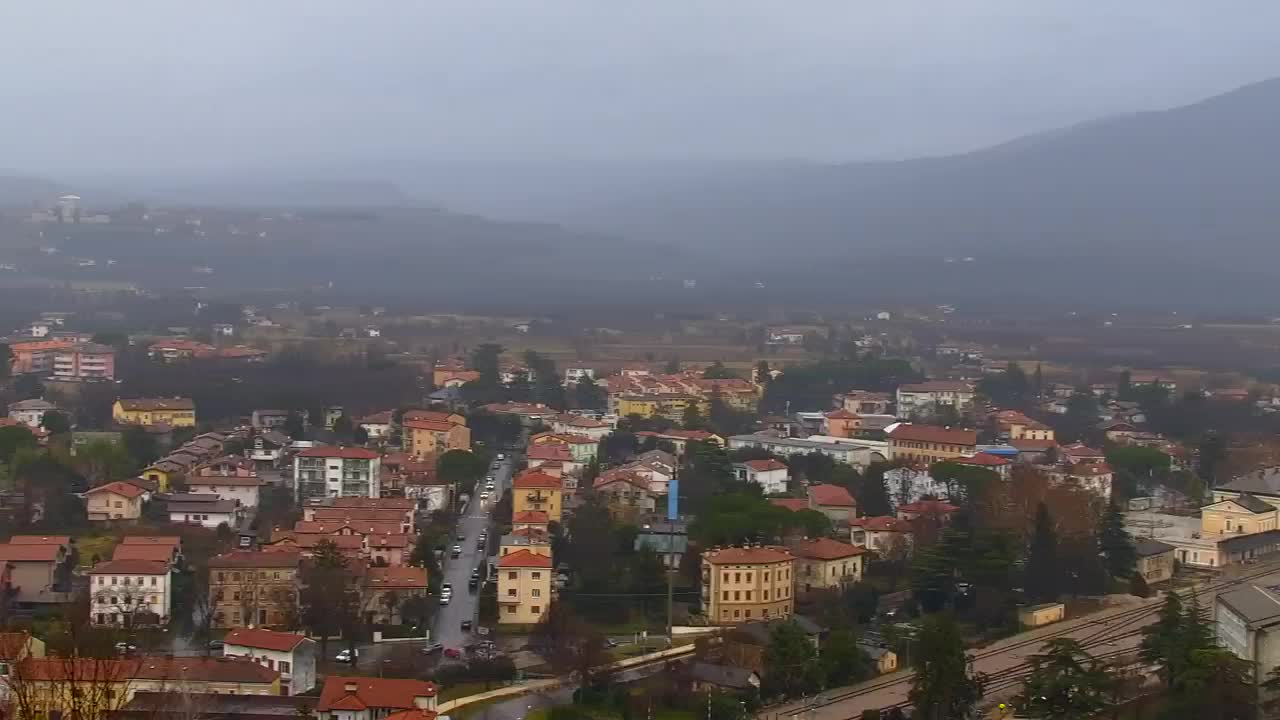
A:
856;462;894;516
1026;503;1059;602
1161;648;1256;720
1015;638;1114;719
681;402;707;431
1033;363;1044;398
754;360;772;384
1117;370;1132;399
763;620;822;698
40;410;71;436
283;411;306;440
0;343;10;380
908;613;985;720
821;626;872;686
1098;503;1137;580
1140;591;1187;685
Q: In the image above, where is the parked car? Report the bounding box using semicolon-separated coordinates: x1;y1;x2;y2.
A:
422;642;445;654
451;545;462;558
469;577;478;590
207;640;225;651
334;648;359;663
444;647;462;659
496;453;506;461
114;642;138;656
443;583;453;594
439;594;451;606
461;620;473;632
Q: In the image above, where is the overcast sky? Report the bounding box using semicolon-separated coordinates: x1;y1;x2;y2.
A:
4;1;1280;175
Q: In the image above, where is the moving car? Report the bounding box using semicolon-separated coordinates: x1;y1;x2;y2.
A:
422;642;444;654
439;593;451;606
334;648;359;663
451;545;462;558
496;453;505;460
461;620;473;632
456;533;466;542
442;583;453;594
479;491;490;501
469;576;478;590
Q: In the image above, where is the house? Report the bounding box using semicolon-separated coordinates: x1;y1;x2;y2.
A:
822;409;863;439
634;521;688;569
209;551;301;628
634;429;725;456
735;459;789;495
700;546;795;625
0;541;71;607
951;452;1012;479
358;411;394;440
7;399;57;428
723;616;822;673
1060;443;1107;464
850;516;912;554
223;628;317;696
511;510;550;535
85;481;147;521
402;416;470;458
1215;582;1280;685
883;466;953;505
250;431;291;465
0;632;45;706
808;484;857;524
1201;494;1278;535
788;538;866;593
895;381;976;418
512;471;563;523
529;433;599;463
363;567;429;624
727;433;876;468
858;643;899;675
293;447;382;503
551;414;611;441
1100;421;1141;443
112;398;196;428
497;549;553;625
51;343;115;381
835;391;893;416
501;528;552;559
251;410;291;431
686;662;761;694
886;424;978;464
88;559;172;626
897;499;960;524
1048;463;1114;501
1134;539;1176;585
187;475;263;509
168;497;238;529
991;411;1056;442
108;692;314;720
113;536;182;565
315;676;437;720
592;471;658;522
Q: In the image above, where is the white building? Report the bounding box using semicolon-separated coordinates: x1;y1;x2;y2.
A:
250;431;290;465
727;433;878;469
1216;581;1280;687
884;467;952;505
223;627;318;696
293;446;382;503
564;367;596;385
186;476;263;508
895;381;976;418
735;459;790;495
168;498;239;529
7;399;56;428
89;559;171;626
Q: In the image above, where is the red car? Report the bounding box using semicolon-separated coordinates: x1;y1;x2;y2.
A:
443;647;462;659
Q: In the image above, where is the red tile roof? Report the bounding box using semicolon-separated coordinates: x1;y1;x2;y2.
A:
296;446;379;460
382;710;438;720
769;498;809;512
954;453;1011;467
808;484;856;508
112;544;174;562
851;516;909;533
317;677;437;713
8;535;69;546
88;559;169;575
1009;439;1058;452
121;536;180;547
294;520;404;536
512;510;549;524
328;497;417;510
86;480;146;499
888;424;977;446
513;471;562;490
703;546;793;565
0;544;62;562
823;409;860;420
187;475;262;487
224;628;308;653
403;418;456;432
788;537;866;561
898;499;960;514
497;549;553;568
209;550;301;568
1069;462;1114;477
744;459;788;472
117;397;195;411
365;566;428;590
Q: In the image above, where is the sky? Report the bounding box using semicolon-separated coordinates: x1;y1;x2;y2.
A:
4;1;1280;176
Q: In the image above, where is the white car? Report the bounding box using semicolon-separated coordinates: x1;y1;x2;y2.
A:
335;648;359;663
439;593;451;606
479;491;490;501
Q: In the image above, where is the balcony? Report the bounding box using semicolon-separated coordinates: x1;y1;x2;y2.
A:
498;593;521;605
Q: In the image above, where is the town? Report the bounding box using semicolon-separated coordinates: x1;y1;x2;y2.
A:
0;269;1276;720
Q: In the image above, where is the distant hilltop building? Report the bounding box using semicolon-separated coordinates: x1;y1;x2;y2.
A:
56;194;80;223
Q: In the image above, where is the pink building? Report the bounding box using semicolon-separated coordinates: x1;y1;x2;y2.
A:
52;343;115;381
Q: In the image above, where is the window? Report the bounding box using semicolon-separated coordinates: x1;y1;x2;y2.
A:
279;661;291;674
734;591;740;601
722;591;728;600
233;572;241;581
734;572;741;583
745;572;752;583
764;590;770;600
508;571;518;580
531;606;541;614
218;572;225;582
505;606;516;614
233;611;241;624
745;609;752;618
764;572;770;582
507;589;517;597
233;592;241;601
273;572;280;580
745;591;752;601
97;577;104;585
150;577;157;586
532;589;541;598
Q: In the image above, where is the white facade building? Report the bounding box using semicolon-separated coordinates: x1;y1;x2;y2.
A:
736;459;790;495
895;381;976;418
223;628;318;696
293;446;382;503
89;559;172;626
7;399;56;428
186;477;263;508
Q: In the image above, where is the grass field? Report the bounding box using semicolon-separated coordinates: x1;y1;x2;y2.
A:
74;533;119;567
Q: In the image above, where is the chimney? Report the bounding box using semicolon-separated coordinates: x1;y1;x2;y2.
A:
344;682;358;693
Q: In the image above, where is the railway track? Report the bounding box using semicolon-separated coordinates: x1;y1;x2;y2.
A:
764;560;1280;719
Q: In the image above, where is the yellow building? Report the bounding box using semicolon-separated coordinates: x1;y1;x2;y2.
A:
615;394;706;423
497;549;553;625
701;546;795;625
112;398;196;428
886;424;977;464
1200;494;1278;535
402;413;471;458
787;538;867;594
512;471;563;523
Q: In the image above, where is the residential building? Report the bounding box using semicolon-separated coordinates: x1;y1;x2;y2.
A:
859;643;899;675
107;692;311;720
497;549;553;624
822;410;862;438
884;466;953;505
1134;539;1176;584
85;481;147;521
112;398;196;428
402;415;470;458
634;429;725;456
850;516;912;553
1010;438;1058;464
1046;462;1114;501
1201;494;1278;534
113;536;182;565
634;521;688;569
223;628;317;696
512;471;563;523
686;662;761;694
897;499;960;524
293;447;382;503
208;551;301;628
501;529;553;558
885;424;978;464
357;411;394;440
727;433;877;468
808;484;857;524
6;339;80;375
735;459;789;494
88;559;172;626
52;343;115;381
700;546;795;625
951;452;1013;479
550;414;611;441
895;381;976;418
315;676;438;720
724;616;822;674
167;497;238;529
1215;582;1280;687
835;391;893;416
592;471;657;523
788;538;866;593
0;541;71;607
1123;506;1280;569
7;399;57;428
251;410;291;431
529;433;599;463
187;474;263;508
250;431;290;465
363;567;429;624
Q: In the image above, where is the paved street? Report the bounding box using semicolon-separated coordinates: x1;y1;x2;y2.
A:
432;452;515;652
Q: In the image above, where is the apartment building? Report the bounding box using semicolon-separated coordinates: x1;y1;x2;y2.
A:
895;381;975;418
402;413;471;458
293;446;381;503
701;546;795;625
52;343;115;381
208;551;301;628
512;470;563;523
886;424;978;464
223;628;317;696
88;559;172;626
112;398;196;428
788;538;867;593
85;481;147;521
497;549;553;625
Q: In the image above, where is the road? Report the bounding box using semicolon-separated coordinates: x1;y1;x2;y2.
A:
432;452;516;652
762;557;1280;719
479;663;674;720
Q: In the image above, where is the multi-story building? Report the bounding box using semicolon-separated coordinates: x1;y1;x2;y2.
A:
112;398;196;428
497;549;553;624
886;424;978;464
701;546;795;625
316;676;437;720
52;343;115;381
6;339;81;375
591;471;657;523
222;627;317;696
728;433;875;468
1216;583;1280;688
735;459;789;495
88;559;172;626
787;538;867;594
7;399;57;428
529;433;599;463
0;539;72;608
512;470;563;523
363;567;429;624
208;551;301;628
835;390;893;416
293;447;381;503
85;481;147;521
401;412;471;458
895;381;976;418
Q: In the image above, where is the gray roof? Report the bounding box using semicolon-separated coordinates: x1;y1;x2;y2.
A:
1218;468;1280;498
167;500;238;514
1219;584;1280;628
734;615;825;644
1230;493;1275;514
1133;539;1175;557
856;642;893;660
8;399;56;411
688;662;758;690
1220;529;1280;554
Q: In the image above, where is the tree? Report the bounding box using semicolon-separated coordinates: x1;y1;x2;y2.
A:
754;360;772;384
573;375;606;410
12;374;43;400
0;343;10;380
283;411;306;440
856;462;894;517
821;626;871;687
1197;432;1227;485
353;425;369;445
1162;648;1256;720
702;361;738;379
1015;638;1114;720
0;425;38;465
1026;503;1059;602
300;540;358;657
332;413;353;440
437;449;486;496
762;620;822;699
40;410;72;436
663;356;681;374
908;613;985;720
1140;591;1192;686
121;425;159;468
681;403;707;431
73;439;134;487
1098;503;1136;580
